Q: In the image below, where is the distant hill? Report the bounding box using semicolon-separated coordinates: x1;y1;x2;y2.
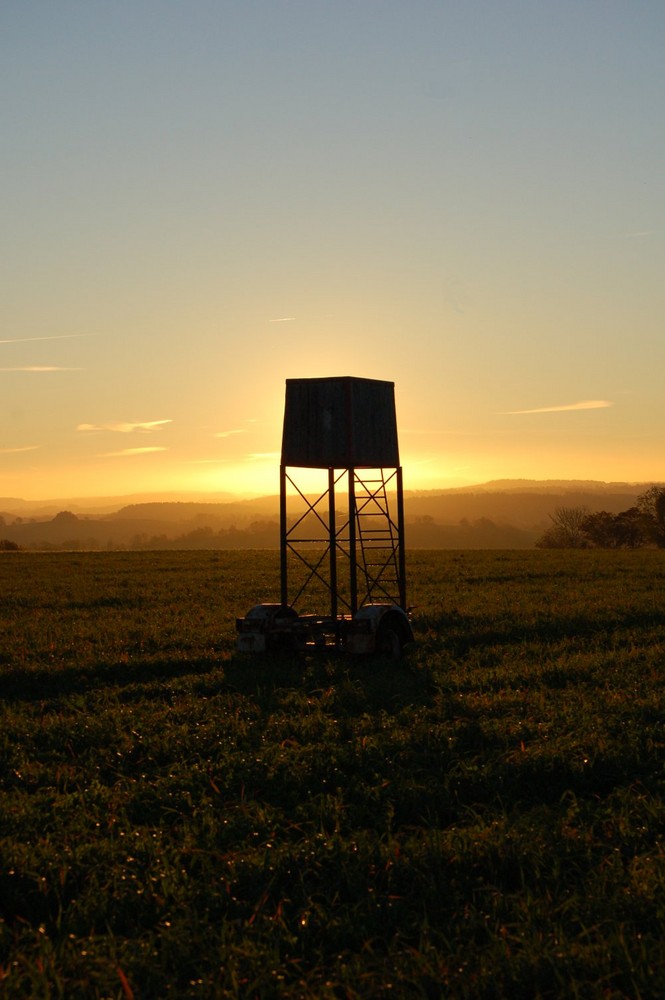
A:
110;496;280;522
406;479;656;496
403;486;650;531
0;490;242;519
1;480;660;550
3;479;659;519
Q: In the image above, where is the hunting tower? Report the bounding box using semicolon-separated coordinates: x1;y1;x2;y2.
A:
237;376;411;657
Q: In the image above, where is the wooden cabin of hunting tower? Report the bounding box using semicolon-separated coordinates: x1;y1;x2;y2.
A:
281;376;399;470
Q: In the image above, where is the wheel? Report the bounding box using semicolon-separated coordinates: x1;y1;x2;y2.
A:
266;631;297;654
375;623;402;660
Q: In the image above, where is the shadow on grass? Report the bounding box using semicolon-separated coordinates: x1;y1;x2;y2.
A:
222;645;438;712
0;645;436;714
0;656;225;703
422;607;665;655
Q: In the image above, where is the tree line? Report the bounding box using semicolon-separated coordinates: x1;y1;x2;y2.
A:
537;485;665;549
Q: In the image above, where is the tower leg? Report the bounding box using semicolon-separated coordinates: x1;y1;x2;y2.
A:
328;467;337;620
280;465;288;606
397;466;406;609
348;468;358;614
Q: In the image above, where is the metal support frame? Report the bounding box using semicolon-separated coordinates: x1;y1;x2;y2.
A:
279;464;406;618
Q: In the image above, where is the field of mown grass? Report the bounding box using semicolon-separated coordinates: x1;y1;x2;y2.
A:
1;549;665;999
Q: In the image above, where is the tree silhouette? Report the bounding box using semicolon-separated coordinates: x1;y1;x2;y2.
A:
636;486;665;547
537;488;665;549
581;508;643;548
536;505;589;548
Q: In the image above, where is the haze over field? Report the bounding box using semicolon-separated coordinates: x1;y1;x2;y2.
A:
2;3;664;500
1;479;659;551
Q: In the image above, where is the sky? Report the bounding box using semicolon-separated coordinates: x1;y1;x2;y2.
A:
2;0;664;500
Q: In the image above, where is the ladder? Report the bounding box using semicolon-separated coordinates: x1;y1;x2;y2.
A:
353;470;402;606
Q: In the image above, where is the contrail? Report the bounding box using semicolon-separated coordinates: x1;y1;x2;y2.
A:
0;366;84;372
503;400;613;415
0;334;92;344
78;420;171;433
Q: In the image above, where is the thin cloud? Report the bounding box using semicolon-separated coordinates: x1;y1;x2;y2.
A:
213;428;246;439
502;400;614;415
268;317;296;323
0;334;92;344
97;447;168;458
0;445;40;454
78;420;172;433
0;366;84;372
402;428;456;436
402;428;487;438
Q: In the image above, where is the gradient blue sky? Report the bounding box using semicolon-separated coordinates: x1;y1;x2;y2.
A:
2;1;663;498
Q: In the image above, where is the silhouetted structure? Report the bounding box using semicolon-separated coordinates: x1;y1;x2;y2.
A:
237;376;412;657
281;376;399;469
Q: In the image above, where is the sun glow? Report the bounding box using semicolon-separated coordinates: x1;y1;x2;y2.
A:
3;4;663;502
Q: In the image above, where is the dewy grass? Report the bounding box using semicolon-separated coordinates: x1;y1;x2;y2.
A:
0;549;664;997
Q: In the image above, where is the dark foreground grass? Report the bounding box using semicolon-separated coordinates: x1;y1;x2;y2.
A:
1;549;664;998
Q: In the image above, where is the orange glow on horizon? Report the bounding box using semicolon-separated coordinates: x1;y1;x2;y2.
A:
3;438;664;504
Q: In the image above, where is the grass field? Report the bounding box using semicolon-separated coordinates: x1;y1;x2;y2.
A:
1;549;665;998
